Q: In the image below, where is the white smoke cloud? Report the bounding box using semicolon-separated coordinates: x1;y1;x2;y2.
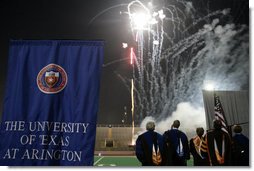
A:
137;102;206;140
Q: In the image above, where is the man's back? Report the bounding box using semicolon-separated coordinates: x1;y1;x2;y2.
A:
203;130;232;166
163;129;190;166
190;136;209;166
136;130;165;166
232;133;249;166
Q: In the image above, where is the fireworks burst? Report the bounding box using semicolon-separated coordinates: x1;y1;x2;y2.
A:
126;0;248;123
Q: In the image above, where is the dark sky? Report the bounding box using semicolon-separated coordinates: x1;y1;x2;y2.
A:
0;0;135;125
0;0;249;125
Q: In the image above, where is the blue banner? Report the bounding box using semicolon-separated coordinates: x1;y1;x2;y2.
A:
0;40;104;166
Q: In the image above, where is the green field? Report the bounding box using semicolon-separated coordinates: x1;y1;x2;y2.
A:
94;156;194;166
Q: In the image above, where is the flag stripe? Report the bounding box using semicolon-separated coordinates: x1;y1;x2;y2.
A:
214;94;229;134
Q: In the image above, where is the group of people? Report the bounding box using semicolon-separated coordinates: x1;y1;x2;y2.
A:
135;119;249;166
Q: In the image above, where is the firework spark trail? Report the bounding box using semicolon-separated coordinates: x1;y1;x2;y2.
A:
102;58;129;67
182;9;231;33
128;0;192;118
88;3;128;27
125;0;249;123
157;23;248;119
131;79;135;144
128;1;170;118
162;16;221;59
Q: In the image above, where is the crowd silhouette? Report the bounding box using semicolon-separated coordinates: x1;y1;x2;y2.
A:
135;119;249;166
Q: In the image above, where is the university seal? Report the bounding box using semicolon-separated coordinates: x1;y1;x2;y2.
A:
37;64;68;94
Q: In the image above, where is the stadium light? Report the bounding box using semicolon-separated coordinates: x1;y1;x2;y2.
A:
203;80;215;91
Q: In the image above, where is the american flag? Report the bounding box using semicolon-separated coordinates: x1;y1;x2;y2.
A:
214;94;229;133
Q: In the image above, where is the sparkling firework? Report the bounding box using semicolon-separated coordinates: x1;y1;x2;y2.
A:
126;0;248;123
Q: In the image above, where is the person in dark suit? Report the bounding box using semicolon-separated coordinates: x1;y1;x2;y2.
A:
163;120;190;166
135;121;166;166
231;124;249;166
189;127;209;166
200;119;232;166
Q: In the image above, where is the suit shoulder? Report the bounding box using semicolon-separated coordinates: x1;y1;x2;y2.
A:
163;130;170;135
178;130;187;137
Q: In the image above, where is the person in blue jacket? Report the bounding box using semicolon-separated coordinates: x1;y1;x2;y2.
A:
163;120;190;166
135;121;166;166
232;124;249;166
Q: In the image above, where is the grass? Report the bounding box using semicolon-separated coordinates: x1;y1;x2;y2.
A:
94;156;194;166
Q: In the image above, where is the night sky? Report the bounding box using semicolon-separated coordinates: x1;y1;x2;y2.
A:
0;0;249;125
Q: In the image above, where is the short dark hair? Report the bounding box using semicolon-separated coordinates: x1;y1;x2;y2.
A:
196;127;204;136
213;119;222;130
233;125;242;133
173;120;180;128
